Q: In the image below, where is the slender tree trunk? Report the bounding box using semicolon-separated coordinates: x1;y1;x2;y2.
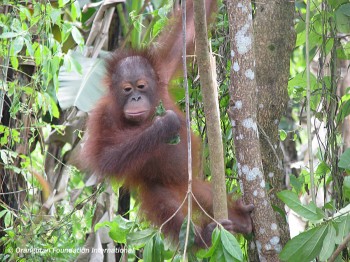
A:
253;0;296;247
227;1;281;261
193;0;228;219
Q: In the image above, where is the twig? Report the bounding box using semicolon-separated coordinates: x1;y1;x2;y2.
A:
328;232;350;262
306;0;316;203
181;0;193;260
159;193;188;231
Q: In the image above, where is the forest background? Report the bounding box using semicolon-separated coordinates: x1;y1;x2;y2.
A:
1;0;350;261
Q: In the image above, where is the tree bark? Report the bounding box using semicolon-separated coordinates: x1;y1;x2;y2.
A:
193;0;228;219
253;0;295;247
227;1;281;261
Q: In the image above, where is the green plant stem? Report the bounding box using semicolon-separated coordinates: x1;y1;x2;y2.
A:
306;0;316;204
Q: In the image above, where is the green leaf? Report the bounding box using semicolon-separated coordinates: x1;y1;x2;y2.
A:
315;161;330;177
327;0;348;8
94;216;133;243
211;239;225;262
289;174;302;194
335;214;350;244
277;190;324;221
295;29;321;49
279;130;287;141
58;0;70;8
0;210;8;219
58;50;107;112
337;99;350;123
153;233;164;262
335;4;350;33
24;37;34;57
220;229;243;262
179;217;195;251
319;224;336;261
0;32;21;39
49;96;60;119
4;212;12;227
127;228;156;247
50;8;62;24
143;237;154;262
155;100;166;116
197;227;221;258
168;134;180;145
10;55;19;70
12;36;24;54
288;71;318;98
71;26;84;46
71;1;81;21
343;177;350;199
19;6;31;21
279;225;328;262
339;148;350;170
61;22;72;43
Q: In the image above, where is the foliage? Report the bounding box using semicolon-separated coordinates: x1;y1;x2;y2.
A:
1;0;350;261
0;0;91;260
277;0;350;260
0;0;244;260
278;189;350;261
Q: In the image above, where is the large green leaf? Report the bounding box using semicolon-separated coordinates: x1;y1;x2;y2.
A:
197;228;242;262
153;233;164;262
277;190;324;221
335;3;350;33
279;225;328;262
127;228;156;247
179;217;196;251
334;214;350;245
143;236;154;262
57;50;108;112
142;233;165;262
220;229;243;262
319;224;336;261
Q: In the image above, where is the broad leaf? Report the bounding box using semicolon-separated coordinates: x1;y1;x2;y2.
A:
339;148;350;170
220;229;243;262
334;214;350;244
143;237;154;262
179;217;195;251
277;190;324;221
319;224;336;261
57;50;108;112
127;228;156;247
335;4;350;33
279;225;328;262
153;233;164;262
198;228;241;262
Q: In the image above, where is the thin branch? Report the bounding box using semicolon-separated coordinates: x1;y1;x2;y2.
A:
328;232;350;262
181;0;193;259
306;0;316;203
159;193;188;231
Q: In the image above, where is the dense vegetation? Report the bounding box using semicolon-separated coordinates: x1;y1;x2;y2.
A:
1;0;350;261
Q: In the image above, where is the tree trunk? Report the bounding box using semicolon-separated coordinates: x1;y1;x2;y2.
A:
253;0;296;247
227;1;281;261
193;0;228;219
